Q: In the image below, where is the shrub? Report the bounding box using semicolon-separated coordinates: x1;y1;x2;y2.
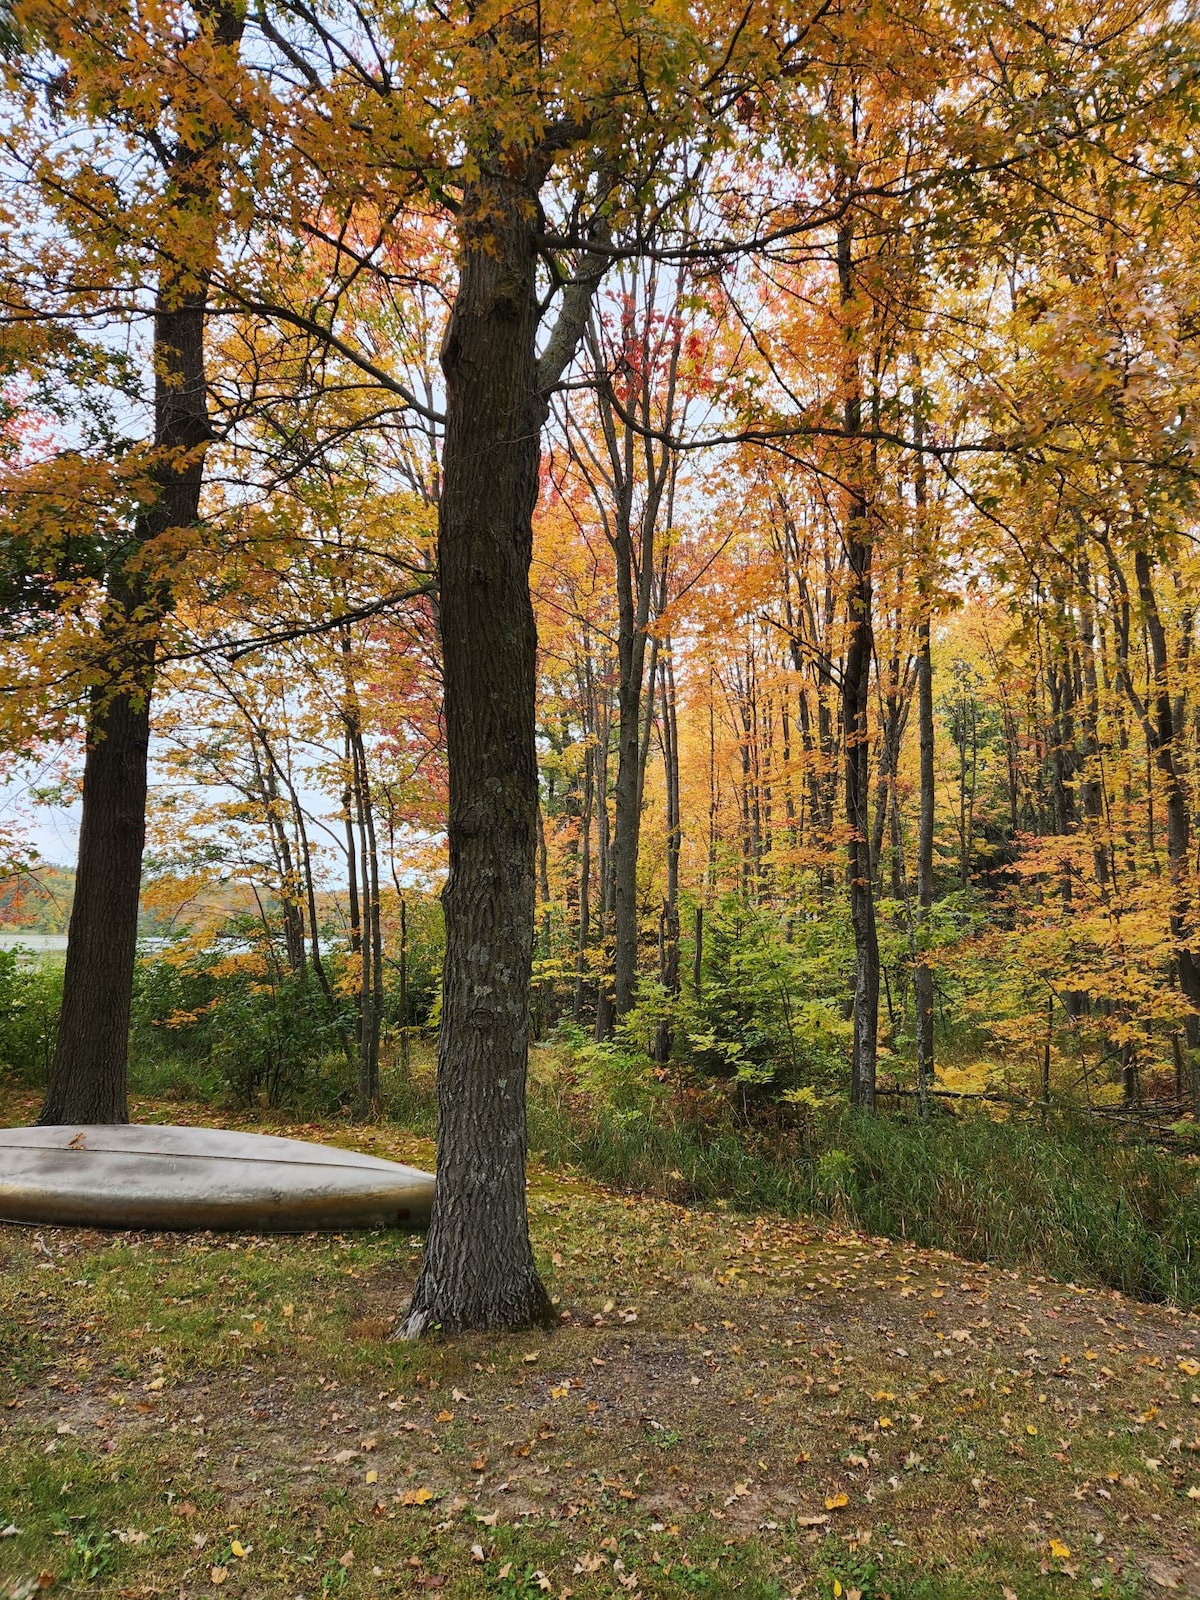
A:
679;896;853;1098
0;947;63;1086
130;947;356;1109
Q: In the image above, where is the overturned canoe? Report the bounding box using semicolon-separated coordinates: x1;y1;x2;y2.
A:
0;1124;435;1232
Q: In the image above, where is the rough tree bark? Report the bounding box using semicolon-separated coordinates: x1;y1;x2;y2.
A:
399;167;607;1336
39;616;154;1125
38;0;244;1126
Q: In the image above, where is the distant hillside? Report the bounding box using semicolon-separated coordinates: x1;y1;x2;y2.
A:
0;865;74;933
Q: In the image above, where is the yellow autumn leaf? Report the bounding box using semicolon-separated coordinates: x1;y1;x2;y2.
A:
401;1486;434;1506
435;1409;454;1423
1049;1538;1071;1560
825;1492;849;1510
230;1540;248;1558
365;1470;378;1485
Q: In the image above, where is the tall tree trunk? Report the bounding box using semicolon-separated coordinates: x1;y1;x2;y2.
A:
39;0;244;1126
402;168;605;1336
584;273;681;1032
655;645;681;1062
1133;549;1200;1063
838;213;879;1110
348;712;382;1118
574;666;594;1020
402;177;548;1335
913;409;936;1116
40;634;153;1125
41;324;198;1125
1104;535;1200;1073
593;675;617;1040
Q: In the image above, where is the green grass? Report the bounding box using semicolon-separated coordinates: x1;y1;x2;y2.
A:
2;1115;1199;1599
21;1026;1200;1313
525;1061;1200;1310
117;1031;1200;1312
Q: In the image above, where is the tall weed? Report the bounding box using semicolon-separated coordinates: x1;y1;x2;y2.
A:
527;1067;1200;1307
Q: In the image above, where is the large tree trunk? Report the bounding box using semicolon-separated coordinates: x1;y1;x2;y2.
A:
40;297;208;1123
401;176;551;1337
38;0;243;1126
39;647;152;1125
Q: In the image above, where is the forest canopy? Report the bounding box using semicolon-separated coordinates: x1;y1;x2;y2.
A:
1;0;1200;1334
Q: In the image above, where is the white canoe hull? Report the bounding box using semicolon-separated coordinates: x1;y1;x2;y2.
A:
0;1125;435;1232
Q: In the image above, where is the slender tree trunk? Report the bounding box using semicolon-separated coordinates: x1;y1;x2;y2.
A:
258;747;307;974
655;645;681;1061
593;678;616;1040
1106;536;1200;1075
585;278;681;1031
399;895;410;1071
575;683;594;1020
838;213;878;1110
344;748;362;956
913;399;936;1117
1133;550;1200;1063
349;715;382;1118
915;599;936;1114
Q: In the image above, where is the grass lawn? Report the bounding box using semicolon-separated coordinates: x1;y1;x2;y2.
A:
2;1089;1199;1599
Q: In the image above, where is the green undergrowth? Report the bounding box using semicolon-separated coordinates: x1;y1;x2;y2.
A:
525;1067;1200;1310
1;1148;1195;1599
22;1028;1200;1312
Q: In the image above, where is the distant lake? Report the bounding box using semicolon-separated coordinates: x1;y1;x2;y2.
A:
0;932;68;952
0;933;187;957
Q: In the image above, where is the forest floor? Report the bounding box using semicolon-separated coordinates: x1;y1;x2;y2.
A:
2;1091;1199;1600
